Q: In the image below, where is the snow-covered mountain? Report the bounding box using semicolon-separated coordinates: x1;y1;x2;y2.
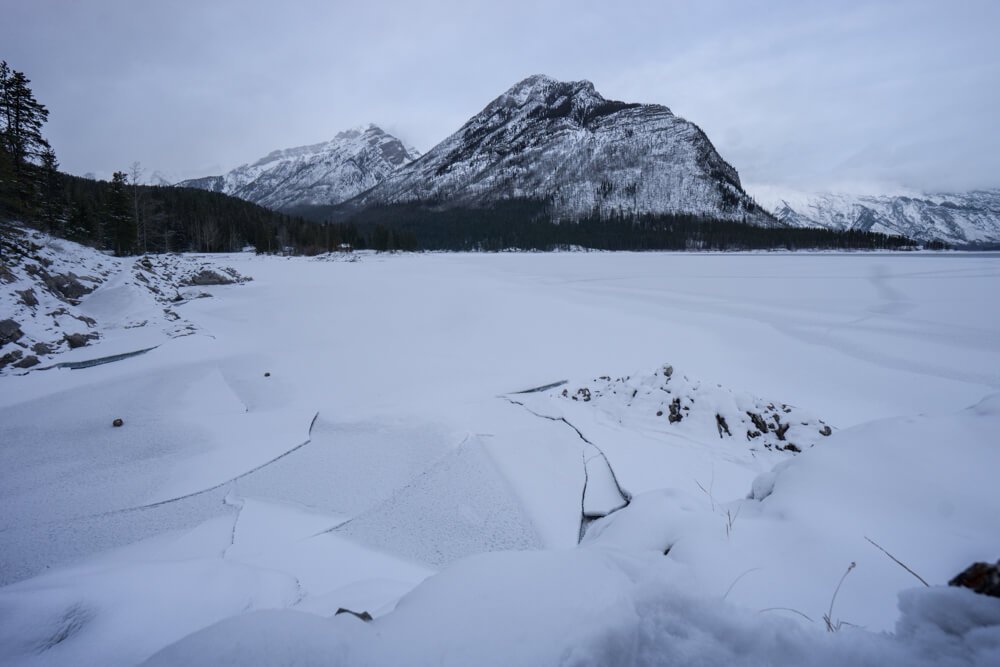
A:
752;186;1000;246
176;125;420;211
147;171;175;187
342;75;771;223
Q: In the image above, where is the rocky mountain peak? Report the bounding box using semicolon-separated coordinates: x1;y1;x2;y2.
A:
176;124;419;211
497;74;601;109
343;75;767;224
471;75;643;137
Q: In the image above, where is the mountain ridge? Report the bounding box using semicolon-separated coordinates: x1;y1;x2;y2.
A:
751;185;1000;246
175;124;419;210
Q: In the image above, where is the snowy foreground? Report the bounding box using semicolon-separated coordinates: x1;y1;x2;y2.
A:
1;234;999;665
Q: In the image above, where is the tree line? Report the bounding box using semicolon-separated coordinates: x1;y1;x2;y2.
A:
0;60;364;255
341;199;919;251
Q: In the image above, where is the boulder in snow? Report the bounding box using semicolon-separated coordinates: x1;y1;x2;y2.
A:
949;560;1000;598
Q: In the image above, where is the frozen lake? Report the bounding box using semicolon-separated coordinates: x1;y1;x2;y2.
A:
1;249;998;665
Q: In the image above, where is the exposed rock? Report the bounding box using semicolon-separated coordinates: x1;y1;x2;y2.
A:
668;397;683;423
0;346;24;360
0;349;23;369
334;608;373;622
32;342;53;355
64;332;98;349
747;411;769;434
27;266;95;301
16;289;38;307
45;309;97;328
0;319;24;345
772;416;790;441
185;269;235;286
48;272;93;300
112;418;124;427
949;560;1000;597
13;355;39;369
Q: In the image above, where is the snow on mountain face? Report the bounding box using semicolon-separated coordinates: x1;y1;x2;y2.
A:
147;171;176;187
348;75;771;223
176;125;420;211
754;186;1000;246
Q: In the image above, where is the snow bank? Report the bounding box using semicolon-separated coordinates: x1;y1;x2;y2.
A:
579;393;1000;632
141;548;1000;666
0;224;250;374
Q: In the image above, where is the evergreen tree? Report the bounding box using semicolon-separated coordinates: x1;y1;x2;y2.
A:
39;146;62;232
106;171;136;255
0;61;51;217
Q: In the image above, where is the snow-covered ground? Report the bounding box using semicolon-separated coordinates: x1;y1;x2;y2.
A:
1;235;998;665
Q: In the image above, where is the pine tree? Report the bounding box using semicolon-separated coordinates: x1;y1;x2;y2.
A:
38;146;62;232
107;171;136;255
0;61;51;217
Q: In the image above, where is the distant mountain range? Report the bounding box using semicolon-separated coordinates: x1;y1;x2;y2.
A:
177;75;770;225
173;75;999;246
752;187;1000;247
176;125;419;211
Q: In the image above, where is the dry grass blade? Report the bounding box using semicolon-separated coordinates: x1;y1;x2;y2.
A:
694;478;716;512
722;567;762;600
759;607;815;623
864;536;929;587
823;561;856;632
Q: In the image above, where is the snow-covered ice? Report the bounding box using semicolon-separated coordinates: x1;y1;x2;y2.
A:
1;234;998;665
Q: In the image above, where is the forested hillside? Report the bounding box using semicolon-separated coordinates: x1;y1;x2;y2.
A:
345;200;917;251
0;60;362;255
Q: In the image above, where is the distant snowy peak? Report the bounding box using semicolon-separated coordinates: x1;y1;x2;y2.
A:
176;124;420;211
347;75;771;223
147;171;174;187
754;186;1000;246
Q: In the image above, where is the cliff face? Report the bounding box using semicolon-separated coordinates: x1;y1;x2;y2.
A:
347;75;770;223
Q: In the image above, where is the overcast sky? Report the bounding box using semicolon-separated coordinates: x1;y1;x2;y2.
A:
4;0;998;193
